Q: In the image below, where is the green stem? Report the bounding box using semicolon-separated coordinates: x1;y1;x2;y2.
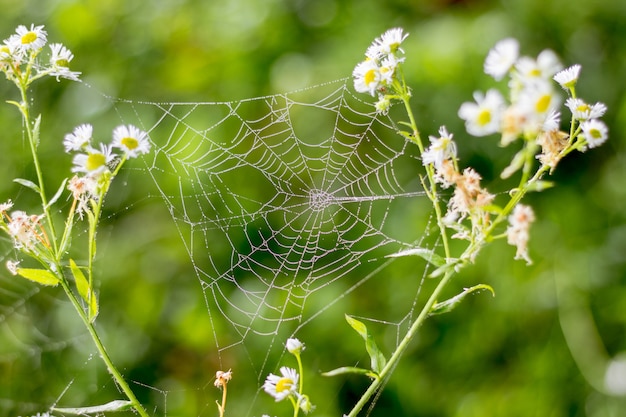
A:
400;95;452;260
347;270;454;416
18;86;59;253
59;277;150;417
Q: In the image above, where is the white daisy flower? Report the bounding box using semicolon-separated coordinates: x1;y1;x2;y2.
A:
49;43;81;81
553;64;581;90
72;143;115;176
516;81;560;133
353;59;381;96
378;54;402;86
64;124;93;152
484;38;519;81
565;98;607;121
366;27;408;59
263;367;299;402
514;50;562;88
422;126;457;170
580;119;608;149
112;124;151;158
11;24;47;52
458;89;506;137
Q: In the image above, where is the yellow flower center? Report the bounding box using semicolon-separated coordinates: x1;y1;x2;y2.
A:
589;128;602;139
576;103;590;113
86;153;106;171
530;68;541;77
121;136;139;150
21;31;37;45
477;109;491;126
364;69;377;86
275;377;294;393
55;58;70;68
535;94;551;113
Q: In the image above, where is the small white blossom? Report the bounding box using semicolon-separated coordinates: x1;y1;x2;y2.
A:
515;49;562;84
516;81;561;134
366;27;408;59
10;24;47;52
263;367;299;402
112;124;151;158
422;126;457;170
72;143;115;177
353;59;381;96
553;64;581;90
484;38;519;81
565;98;607;121
286;338;304;355
49;43;81;81
378;54;402;86
458;89;506;137
64;124;93;152
580;119;608;149
506;204;535;264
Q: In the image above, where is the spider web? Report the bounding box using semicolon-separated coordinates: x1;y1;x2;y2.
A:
115;78;430;361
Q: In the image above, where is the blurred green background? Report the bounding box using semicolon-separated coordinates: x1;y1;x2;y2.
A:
1;0;626;416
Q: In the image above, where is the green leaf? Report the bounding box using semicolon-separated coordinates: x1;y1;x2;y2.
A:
500;149;526;179
52;400;133;414
387;247;447;268
429;284;495;316
13;178;41;194
322;366;379;379
46;178;69;209
345;315;387;374
70;259;99;322
16;268;59;286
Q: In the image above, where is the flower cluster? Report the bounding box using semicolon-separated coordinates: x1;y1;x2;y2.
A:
0;24;80;84
263;338;313;415
65;123;150;217
0;201;48;252
422;127;494;248
353;28;409;114
460;38;608;173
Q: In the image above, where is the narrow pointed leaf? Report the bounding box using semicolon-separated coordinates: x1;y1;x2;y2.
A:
345;315;387;374
46;178;69;209
16;268;59;286
501;149;526;179
13;178;41;194
70;259;99;322
430;284;495;316
322;366;378;379
387;247;447;268
52;400;133;414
